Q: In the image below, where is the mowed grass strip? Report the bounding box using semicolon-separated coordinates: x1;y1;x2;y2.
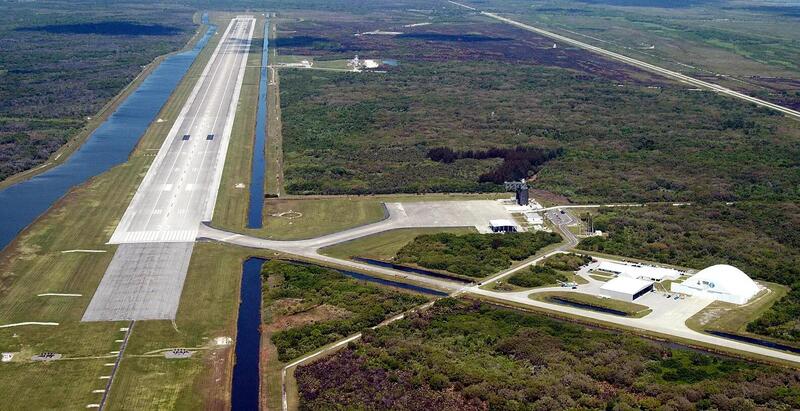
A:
685;282;789;338
215;192;506;241
531;291;652;318
0;359;111;410
320;227;475;261
108;357;204;411
211;16;264;231
266;19;285;197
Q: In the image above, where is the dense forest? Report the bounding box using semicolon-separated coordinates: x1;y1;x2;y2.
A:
0;2;195;180
262;260;427;361
296;299;800;410
577;202;800;343
395;232;561;278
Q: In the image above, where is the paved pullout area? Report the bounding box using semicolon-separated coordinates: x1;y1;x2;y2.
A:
83;16;255;322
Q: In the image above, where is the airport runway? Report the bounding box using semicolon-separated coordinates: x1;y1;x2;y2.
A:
83;16;255;321
110;17;255;244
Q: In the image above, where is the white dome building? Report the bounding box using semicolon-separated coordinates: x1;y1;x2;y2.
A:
671;264;761;304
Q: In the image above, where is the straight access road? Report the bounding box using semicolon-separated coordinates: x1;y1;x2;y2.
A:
83;16;255;322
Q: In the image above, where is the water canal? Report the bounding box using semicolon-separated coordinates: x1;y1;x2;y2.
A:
0;19;216;250
247;20;269;229
230;257;444;409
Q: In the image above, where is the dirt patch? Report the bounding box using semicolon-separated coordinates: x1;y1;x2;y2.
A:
695;307;726;327
197;346;233;411
266;304;352;332
270;298;313;316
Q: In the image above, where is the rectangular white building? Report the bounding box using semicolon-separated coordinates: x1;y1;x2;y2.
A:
595;261;681;282
600;276;654;301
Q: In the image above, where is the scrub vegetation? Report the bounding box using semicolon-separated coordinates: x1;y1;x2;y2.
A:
542;252;593;271
262;260;428;362
296;299;800;410
395;232;561;278
277;15;800;203
507;265;568;288
577;202;800;344
320;227;475;261
479;0;800;108
0;1;196;181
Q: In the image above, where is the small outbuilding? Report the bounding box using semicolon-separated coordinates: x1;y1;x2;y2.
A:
600;276;654;301
670;264;760;304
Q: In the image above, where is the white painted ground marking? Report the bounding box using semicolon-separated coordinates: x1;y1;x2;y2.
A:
448;0;476;10
92;390;105;393
99;376;111;380
61;249;107;254
0;322;58;328
104;363;115;367
86;405;100;409
37;293;82;297
115;340;124;343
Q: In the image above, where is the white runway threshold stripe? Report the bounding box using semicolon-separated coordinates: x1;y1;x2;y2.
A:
0;322;59;328
83;16;256;322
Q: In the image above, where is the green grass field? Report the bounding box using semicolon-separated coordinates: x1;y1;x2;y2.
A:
259;196;387;240
320;227;475;260
214;190;506;241
0;359;112;410
531;291;652;318
685;282;789;339
211;16;264;232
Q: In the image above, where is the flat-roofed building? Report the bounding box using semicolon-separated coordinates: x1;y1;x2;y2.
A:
595;261;681;282
600;276;654;301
